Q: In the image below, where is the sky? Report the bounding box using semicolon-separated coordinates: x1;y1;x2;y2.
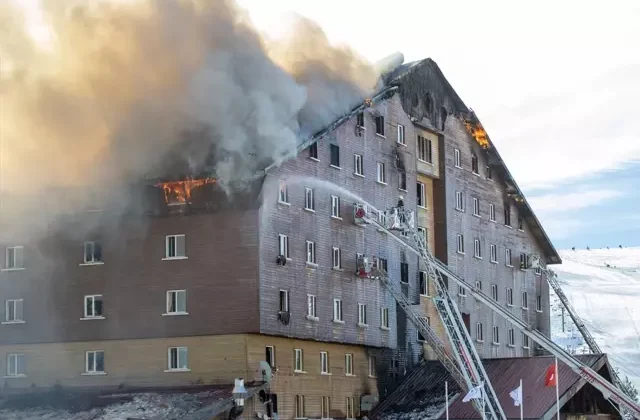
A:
234;0;640;250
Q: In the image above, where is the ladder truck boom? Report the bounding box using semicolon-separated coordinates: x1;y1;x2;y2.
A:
354;201;640;420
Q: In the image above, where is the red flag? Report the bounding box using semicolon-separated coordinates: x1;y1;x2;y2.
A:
544;363;557;387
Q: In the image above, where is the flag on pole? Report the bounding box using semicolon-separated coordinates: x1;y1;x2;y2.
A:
509;382;523;407
463;383;484;403
545;362;557;387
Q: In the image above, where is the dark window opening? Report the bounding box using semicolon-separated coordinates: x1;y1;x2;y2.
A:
356;112;364;128
267;394;278;417
504;206;511;226
400;262;409;283
462;313;471;333
265;346;275;368
330;144;340;167
471;154;479;174
399;171;407;191
487;167;493;180
440;107;448;130
308;143;318;159
425;93;434;115
518;217;524;230
375;116;385;136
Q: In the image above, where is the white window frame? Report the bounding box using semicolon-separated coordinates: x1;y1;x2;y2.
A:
358;303;367;326
332;247;341;270
455;191;464;211
345;354;354;376
417;136;432;163
475;280;482;291
167;346;189;372
520;253;527;270
536;295;543;312
397;124;405;145
321;396;331;418
476;323;484;342
83;295;104;319
320;351;330;374
346;397;355;419
279;289;289;312
505;249;513;267
333;299;343;322
165;290;187;315
456;234;464;254
4;299;24;323
306;241;316;265
417;182;426;208
304;187;315;211
377;162;386;184
507;288;514;306
294;348;304;372
368;356;376;377
5;246;24;270
354;154;364;176
307;294;317;319
523;333;531;349
278;234;289;259
83;241;103;264
295;395;306;418
454;148;461;168
380;307;389;329
474;239;482;259
278;180;289;204
492;325;500;345
508;328;515;347
266;346;276;368
490;244;497;263
522;291;529;309
165;234;186;259
491;284;499;301
331;195;341;219
489;204;496;222
6;353;25;377
473;197;480;216
458;285;467;297
85;350;105;374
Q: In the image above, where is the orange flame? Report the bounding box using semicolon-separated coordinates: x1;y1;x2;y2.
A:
464;121;490;149
155;178;216;204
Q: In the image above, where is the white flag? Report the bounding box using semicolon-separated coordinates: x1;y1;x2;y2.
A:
510;383;523;407
462;383;484;403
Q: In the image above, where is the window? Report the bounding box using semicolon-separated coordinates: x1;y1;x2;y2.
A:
321;396;331;418
491;284;499;301
492;326;499;344
518;217;524;231
278;234;289;258
278;181;288;203
456;234;464;254
522;291;529;309
320;351;329;374
476;323;484;342
490;244;497;263
473;198;480;216
487;167;493;180
5;299;23;323
358;303;367;326
165;234;186;259
535;266;542;276
332;247;341;269
458;285;467;296
489;204;496;222
536;295;542;312
454;148;461;168
6;354;25;377
378;211;387;228
308;142;318;160
419;272;428;296
507;288;514;306
346;397;355;419
377;162;386;183
356;112;364;128
307;294;317;318
265;346;275;368
417;136;433;163
380;307;389;329
377;258;388;272
505;249;512;267
330;144;340;167
471;154;479;174
345;354;354;375
83;241;103;264
523;333;530;349
331;195;341;218
520;253;527;270
84;295;103;318
508;329;515;346
85;350;105;373
304;188;315;211
417;182;426;207
398;171;407;191
167;346;188;371
400;261;409;283
417;317;428;342
5;246;24;269
474;239;482;259
279;290;289;312
306;241;316;264
475;280;482;291
166;290;187;314
397;124;405;144
504;205;511;226
333;299;343;322
295;395;306;418
418;227;427;246
354;154;363;176
368;356;376;377
455;191;464;211
375;115;385;136
294;349;304;372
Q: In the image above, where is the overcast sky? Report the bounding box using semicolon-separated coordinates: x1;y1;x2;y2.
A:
238;0;640;250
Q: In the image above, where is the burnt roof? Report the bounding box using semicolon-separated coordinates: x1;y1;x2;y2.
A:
373;355;612;420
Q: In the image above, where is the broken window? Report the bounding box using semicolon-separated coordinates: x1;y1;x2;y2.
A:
84;241;103;264
504;206;511;226
518;216;524;231
375;115;385;136
308;143;318;160
330;144;340;167
400;262;409;283
472;154;479;174
425;93;434;115
377;258;388;272
417;318;427;342
165;234;186;259
398;171;407;191
487;167;493;180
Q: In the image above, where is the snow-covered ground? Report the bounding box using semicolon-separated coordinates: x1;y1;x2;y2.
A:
550;247;640;390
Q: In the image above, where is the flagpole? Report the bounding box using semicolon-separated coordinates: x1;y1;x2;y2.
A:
445;381;449;420
520;378;523;420
555;357;560;420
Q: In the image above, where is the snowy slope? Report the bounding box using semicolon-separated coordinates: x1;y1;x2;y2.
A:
550;247;640;390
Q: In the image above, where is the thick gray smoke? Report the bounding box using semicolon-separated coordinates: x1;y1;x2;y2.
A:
0;0;381;228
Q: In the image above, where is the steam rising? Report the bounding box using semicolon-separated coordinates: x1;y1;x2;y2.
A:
0;0;380;217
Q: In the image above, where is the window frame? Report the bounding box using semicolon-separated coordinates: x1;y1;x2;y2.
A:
456;234;465;254
492;325;500;345
471;154;479;174
165;234;186;259
490;244;498;263
304;187;315;211
167;346;189;371
505;249;513;267
5;299;24;323
345;354;354;376
476;323;484;342
491;284;499;301
331;195;341;219
536;295;543;312
368;356;377;378
419;271;428;296
307;294;317;319
417;135;433;163
455;191;464;211
332;247;341;270
83;241;103;264
279;289;289;312
305;241;316;265
278;181;289;204
278;234;289;259
320;351;330;374
354;154;364;176
508;328;516;347
417;182;426;207
507;288;514;306
473;197;480;216
522;291;529;309
5;246;24;270
397;124;405;145
294;348;304;373
454;148;461;168
333;299;343;322
523;333;531;349
489;204;496;222
380;307;389;329
308;142;318;160
375;115;385;136
295;395;306;418
357;303;368;326
83;294;104;319
85;350;105;374
330;144;340;168
6;353;25;377
376;162;386;184
474;238;482;259
165;289;187;315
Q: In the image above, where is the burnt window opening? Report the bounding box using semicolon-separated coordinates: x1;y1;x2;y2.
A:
330;144;340;167
504;205;511;227
425;93;434;116
411;93;419;108
400;262;409;283
356;112;365;128
440;107;448;130
375;115;385;136
84;241;103;264
266;394;278;417
398;171;407;191
471;154;479;174
518;216;524;231
308;143;318;160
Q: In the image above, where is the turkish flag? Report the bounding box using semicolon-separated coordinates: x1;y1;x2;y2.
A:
544;363;557;387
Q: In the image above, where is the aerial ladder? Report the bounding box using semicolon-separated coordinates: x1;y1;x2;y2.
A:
353;201;640;420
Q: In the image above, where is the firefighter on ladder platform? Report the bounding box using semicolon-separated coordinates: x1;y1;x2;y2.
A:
396;195;406;226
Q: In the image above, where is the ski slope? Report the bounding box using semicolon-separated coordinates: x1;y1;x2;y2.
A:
550;247;640;390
